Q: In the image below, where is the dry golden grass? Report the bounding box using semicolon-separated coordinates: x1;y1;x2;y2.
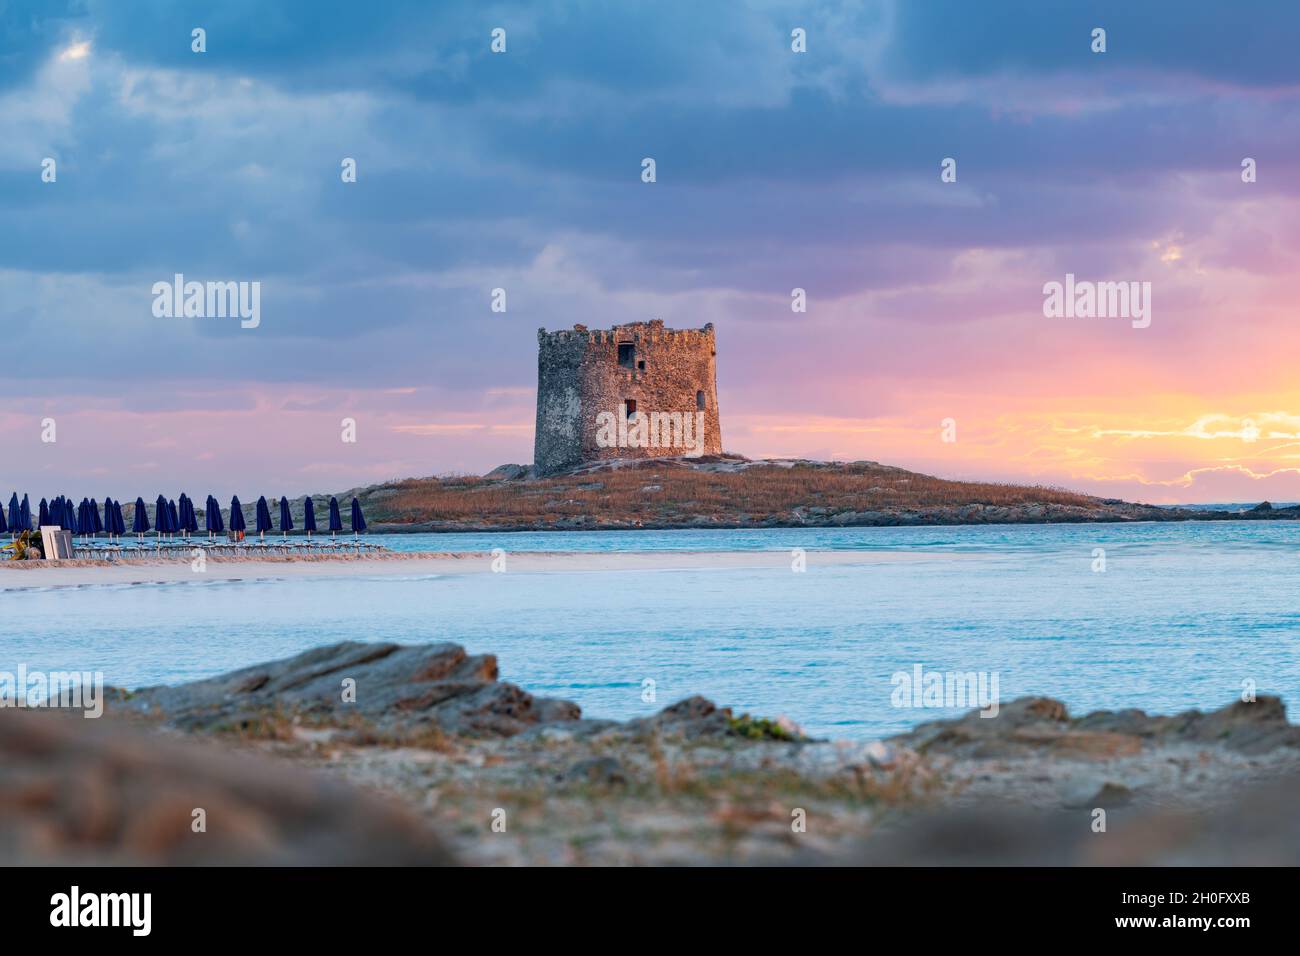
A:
358;458;1121;528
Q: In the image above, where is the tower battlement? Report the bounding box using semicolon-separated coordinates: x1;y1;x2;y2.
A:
534;320;722;475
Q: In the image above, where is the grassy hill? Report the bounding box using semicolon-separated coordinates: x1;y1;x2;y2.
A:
337;455;1191;532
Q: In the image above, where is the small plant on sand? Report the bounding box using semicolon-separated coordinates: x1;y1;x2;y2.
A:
727;714;803;742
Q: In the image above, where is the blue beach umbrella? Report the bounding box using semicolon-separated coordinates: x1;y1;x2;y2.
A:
0;503;6;535
175;494;188;537
115;500;127;536
350;497;366;536
89;498;103;536
64;498;79;534
6;493;18;534
255;496;272;539
132;497;150;538
38;498;50;528
76;499;88;536
205;495;224;537
229;496;246;535
155;495;169;538
303;497;317;537
185;496;199;535
278;496;293;536
328;496;342;538
19;494;30;532
168;499;179;536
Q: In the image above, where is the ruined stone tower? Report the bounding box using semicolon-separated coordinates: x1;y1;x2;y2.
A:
534;320;722;475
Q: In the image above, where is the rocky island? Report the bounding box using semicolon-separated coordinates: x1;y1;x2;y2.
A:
329;457;1296;533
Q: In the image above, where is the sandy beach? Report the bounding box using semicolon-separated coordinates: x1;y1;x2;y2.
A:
0;547;961;589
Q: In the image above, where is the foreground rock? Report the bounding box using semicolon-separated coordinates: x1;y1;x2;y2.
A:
0;708;452;865
87;641;1300;864
113;641;583;740
890;694;1300;759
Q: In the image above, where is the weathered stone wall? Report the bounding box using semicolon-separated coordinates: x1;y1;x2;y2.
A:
534;320;722;475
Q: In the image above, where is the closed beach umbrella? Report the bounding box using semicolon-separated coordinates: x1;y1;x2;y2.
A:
38;498;49;528
303;497;317;536
64;498;78;534
278;496;293;536
114;500;127;537
155;495;169;538
350;497;366;536
328;496;342;537
205;495;224;537
229;496;246;535
6;493;18;534
255;496;272;539
186;496;199;535
19;494;30;532
133;497;150;539
0;502;6;535
168;499;179;536
89;498;103;536
176;494;188;537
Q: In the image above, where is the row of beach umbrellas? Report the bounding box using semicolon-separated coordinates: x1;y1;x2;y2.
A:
3;492;367;539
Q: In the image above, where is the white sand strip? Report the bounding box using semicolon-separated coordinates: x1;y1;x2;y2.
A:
0;548;962;589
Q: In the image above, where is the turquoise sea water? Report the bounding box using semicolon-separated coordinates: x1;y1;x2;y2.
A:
4;521;1299;738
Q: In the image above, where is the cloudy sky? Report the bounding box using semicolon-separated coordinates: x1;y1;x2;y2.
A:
2;0;1298;503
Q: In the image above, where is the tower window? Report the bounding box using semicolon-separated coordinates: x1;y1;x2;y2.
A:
696;390;706;410
624;398;637;420
617;343;635;369
637;359;646;370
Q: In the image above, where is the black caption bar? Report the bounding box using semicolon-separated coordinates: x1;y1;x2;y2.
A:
0;866;1286;942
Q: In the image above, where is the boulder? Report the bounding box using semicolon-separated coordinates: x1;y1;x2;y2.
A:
0;709;451;865
112;641;582;740
889;694;1300;759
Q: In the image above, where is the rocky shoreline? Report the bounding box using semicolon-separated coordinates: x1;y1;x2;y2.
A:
4;641;1297;865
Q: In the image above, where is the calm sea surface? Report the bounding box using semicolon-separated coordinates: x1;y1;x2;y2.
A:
5;521;1299;738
